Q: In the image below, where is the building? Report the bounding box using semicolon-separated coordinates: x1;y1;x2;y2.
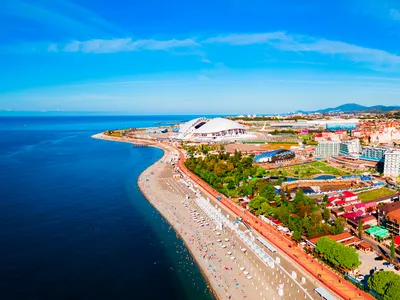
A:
314;140;340;157
360;215;378;226
378;202;400;236
146;128;168;134
365;226;390;240
328;191;361;207
254;149;295;163
347;215;377;229
354;201;378;213
385;210;400;236
339;139;362;157
384;150;400;177
358;241;373;253
335;130;348;139
177;117;248;141
306;232;360;249
360;146;388;162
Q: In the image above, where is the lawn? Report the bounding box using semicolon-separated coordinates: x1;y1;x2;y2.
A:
358;188;397;203
267;161;355;179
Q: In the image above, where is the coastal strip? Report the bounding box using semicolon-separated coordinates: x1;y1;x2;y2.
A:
92;133;344;300
92;134;302;299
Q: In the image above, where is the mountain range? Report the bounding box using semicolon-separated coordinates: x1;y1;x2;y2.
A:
299;103;400;114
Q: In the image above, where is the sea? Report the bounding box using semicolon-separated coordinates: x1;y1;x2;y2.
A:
0;116;215;300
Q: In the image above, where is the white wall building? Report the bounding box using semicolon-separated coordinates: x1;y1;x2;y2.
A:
314;140;340;157
339;139;362;157
384;150;400;177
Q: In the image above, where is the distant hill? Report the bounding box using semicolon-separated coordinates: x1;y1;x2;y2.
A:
302;103;400;114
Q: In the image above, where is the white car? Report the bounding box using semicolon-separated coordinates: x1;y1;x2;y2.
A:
356;275;364;281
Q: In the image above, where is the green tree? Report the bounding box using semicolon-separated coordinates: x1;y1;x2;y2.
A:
292;231;302;242
280;188;287;204
384;281;400;300
331;218;346;235
311;211;322;225
358;220;363;238
259;183;275;201
227;181;235;190
322;207;331;222
322;194;329;203
275;205;290;224
256;168;266;177
315;237;360;270
391;235;396;260
276;177;283;185
248;196;266;215
260;201;274;216
273;195;282;207
368;271;400;296
315;236;331;255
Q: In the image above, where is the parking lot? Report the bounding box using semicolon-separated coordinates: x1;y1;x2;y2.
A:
356;250;399;284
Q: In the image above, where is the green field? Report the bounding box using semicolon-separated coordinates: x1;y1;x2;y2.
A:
267;161;360;179
358;188;396;203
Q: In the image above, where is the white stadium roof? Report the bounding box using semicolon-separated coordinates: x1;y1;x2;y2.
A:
179;118;203;133
194;118;246;134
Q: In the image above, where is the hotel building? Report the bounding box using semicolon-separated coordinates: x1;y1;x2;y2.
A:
378;202;400;236
314;140;340;157
339;139;362;157
360;146;388;162
384;150;400;177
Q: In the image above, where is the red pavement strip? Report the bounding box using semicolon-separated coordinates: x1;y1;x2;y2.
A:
177;150;374;300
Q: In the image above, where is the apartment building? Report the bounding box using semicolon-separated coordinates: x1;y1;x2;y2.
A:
384;150;400;177
314;140;340;157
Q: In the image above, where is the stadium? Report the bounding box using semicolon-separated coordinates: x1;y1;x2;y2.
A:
254;149;295;163
177;117;248;141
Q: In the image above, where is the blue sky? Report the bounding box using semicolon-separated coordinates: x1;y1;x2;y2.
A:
2;0;400;114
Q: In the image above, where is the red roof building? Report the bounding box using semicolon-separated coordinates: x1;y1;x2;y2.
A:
327;191;361;207
361;215;377;226
306;232;360;248
342;191;358;201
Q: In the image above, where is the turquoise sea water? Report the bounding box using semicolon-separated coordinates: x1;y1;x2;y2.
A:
0;116;214;300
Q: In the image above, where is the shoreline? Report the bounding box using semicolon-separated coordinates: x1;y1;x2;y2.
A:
93;133;294;299
136;150;220;300
93;133;222;298
92;133;331;300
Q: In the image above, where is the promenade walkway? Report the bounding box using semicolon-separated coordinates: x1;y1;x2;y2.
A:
177;149;374;300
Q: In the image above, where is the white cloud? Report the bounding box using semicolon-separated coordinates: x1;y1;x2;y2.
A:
47;44;58;52
201;58;212;63
390;9;400;21
204;32;400;69
60;38;199;53
26;30;400;71
203;32;287;45
0;0;125;39
198;75;211;81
